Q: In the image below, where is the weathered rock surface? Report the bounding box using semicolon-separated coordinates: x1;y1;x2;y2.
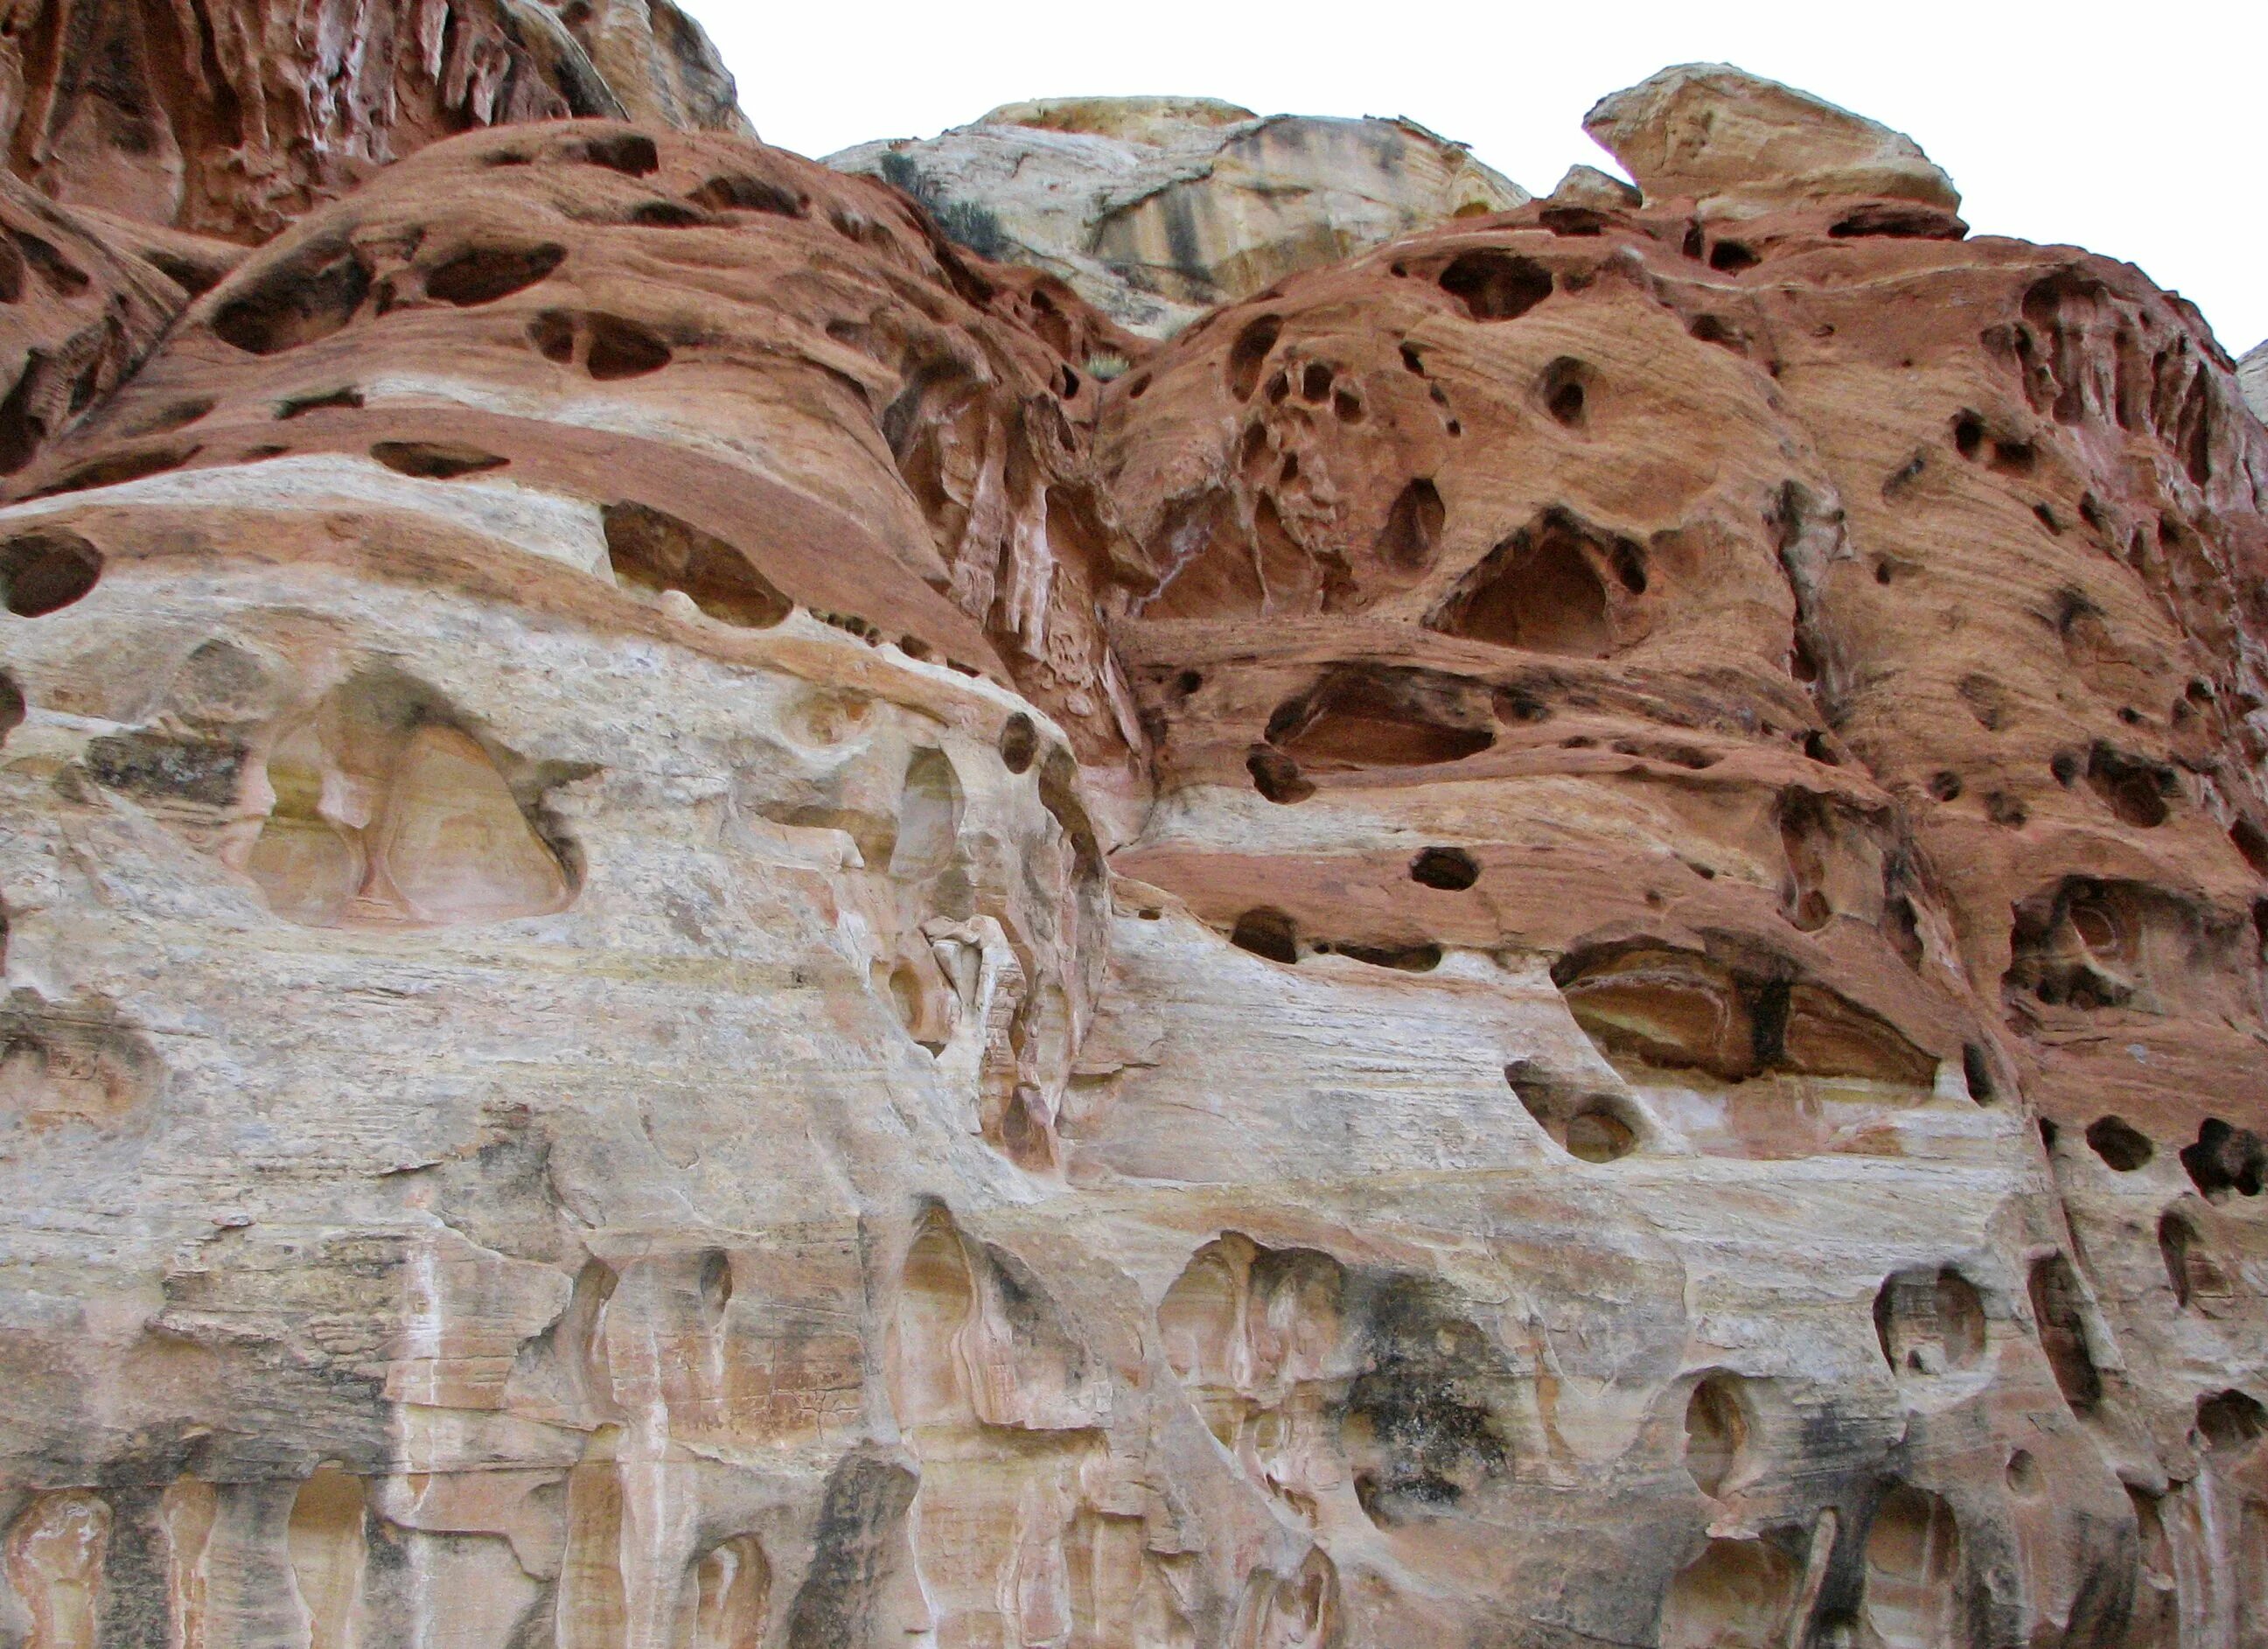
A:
831;98;1526;336
1586;63;1961;218
0;0;750;241
3;50;2268;1649
2242;339;2267;421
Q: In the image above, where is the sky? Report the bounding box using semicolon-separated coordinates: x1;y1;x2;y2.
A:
687;0;2267;354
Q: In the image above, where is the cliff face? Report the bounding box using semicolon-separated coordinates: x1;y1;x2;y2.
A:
0;0;749;240
3;49;2267;1649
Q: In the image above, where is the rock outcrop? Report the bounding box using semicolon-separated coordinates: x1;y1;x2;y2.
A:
2242;339;2267;421
1585;62;1961;218
4;45;2268;1649
0;0;750;241
831;98;1526;335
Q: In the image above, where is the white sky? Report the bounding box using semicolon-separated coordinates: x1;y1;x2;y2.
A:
687;0;2267;355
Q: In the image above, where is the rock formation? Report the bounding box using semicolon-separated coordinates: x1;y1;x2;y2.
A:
830;99;1525;336
2242;339;2266;422
3;43;2268;1649
0;0;749;241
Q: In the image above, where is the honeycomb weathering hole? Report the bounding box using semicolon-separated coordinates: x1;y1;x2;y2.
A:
1683;1374;1748;1497
371;442;510;480
0;529;102;615
1227;314;1283;400
424;242;569;306
211;239;373;355
1437;250;1553;322
1373;478;1445;573
1427;509;1626;657
1873;1267;1985;1374
998;713;1038;774
1231;907;1299;965
2083;1115;2153;1171
604;502;792;628
1410;847;1480;891
2027;1253;2101;1415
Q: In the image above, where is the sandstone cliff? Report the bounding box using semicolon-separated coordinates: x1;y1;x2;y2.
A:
0;0;749;240
830;99;1526;336
2;48;2266;1649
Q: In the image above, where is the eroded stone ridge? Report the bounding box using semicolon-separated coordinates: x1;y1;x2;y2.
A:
830;97;1526;336
1;50;2266;1649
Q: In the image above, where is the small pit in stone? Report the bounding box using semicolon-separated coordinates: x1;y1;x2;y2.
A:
1438;250;1553;322
1;529;102;615
372;441;510;479
1410;848;1480;891
999;713;1038;774
1230;907;1300;965
2083;1115;2153;1171
424;243;567;306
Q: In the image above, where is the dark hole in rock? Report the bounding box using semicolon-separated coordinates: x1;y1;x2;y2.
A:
1399;343;1426;375
1993;439;2036;472
585;314;674;380
1247;746;1315;805
1874;1267;1986;1373
371;441;509;479
1804;730;1839;765
2033;503;2061;533
0;235;21;303
1333;388;1363;423
13;233;87;297
1683;1375;1748;1496
1985;792;2027;828
425;242;567;306
1688;314;1743;351
1540;357;1590;427
1373;479;1444;573
629;201;708;228
2050;751;2079;785
2196;1390;2265;1453
1333;941;1442;973
1961;1043;1994;1101
572;132;660;175
1505;1061;1640;1162
1125;374;1149;399
32;443;199;497
1228;314;1282;400
0;529;101;615
2027;1253;2101;1415
999;713;1038;774
131;397;217;435
1681;223;1706;259
1428;508;1623;657
1231;907;1299;965
212;239;373;355
2181;1118;2266;1200
1174;669;1204;697
2086;744;2173;828
529;311;576;362
1612;737;1716;770
1410;848;1480;891
277;387;363;419
1538;206;1608;236
2084;1115;2153;1171
2231;818;2268;876
1929;771;1963;801
0;670;19;741
1829;203;1966;239
1438;250;1553;322
2159;1211;2201;1308
691;174;805;215
604;501;792;627
1707;240;1759;272
1301;362;1334;402
1267;667;1496;768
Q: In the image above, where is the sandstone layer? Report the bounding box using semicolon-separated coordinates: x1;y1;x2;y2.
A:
830;100;1525;336
3;48;2268;1649
0;0;750;241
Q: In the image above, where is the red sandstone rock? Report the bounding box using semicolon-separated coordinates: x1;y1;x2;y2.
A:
0;0;750;241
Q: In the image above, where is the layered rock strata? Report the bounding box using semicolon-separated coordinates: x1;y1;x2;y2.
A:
831;98;1525;336
0;0;749;240
1;54;2266;1649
